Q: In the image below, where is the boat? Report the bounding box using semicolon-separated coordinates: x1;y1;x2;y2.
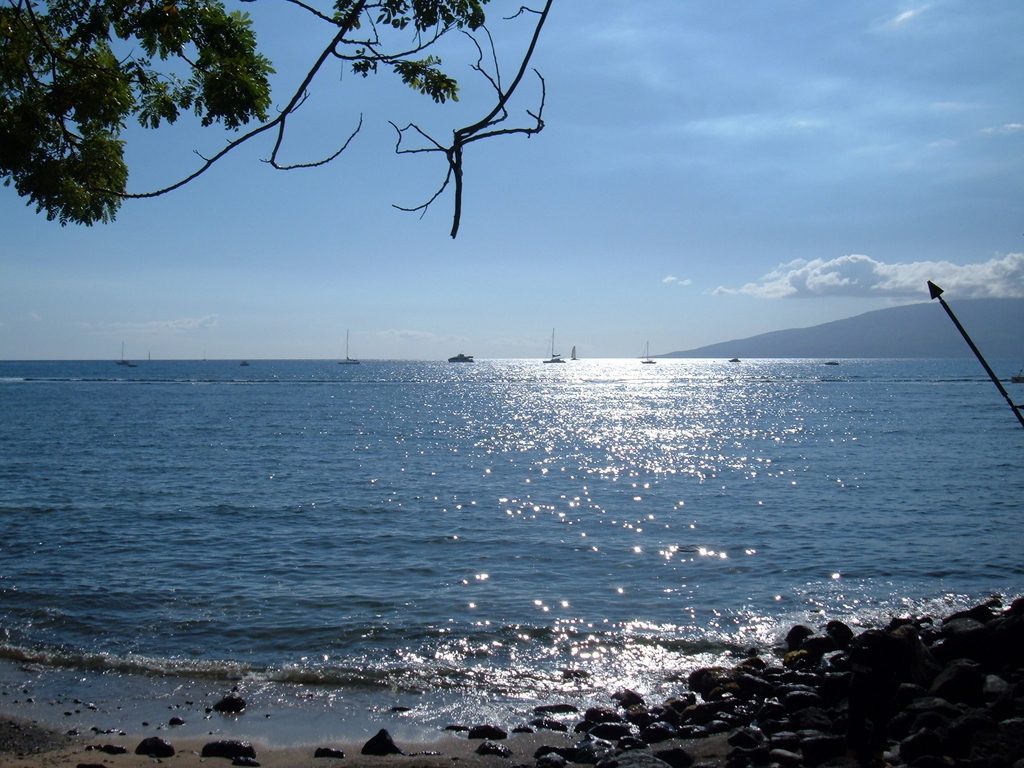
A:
1012;367;1024;383
543;328;566;363
570;346;578;361
338;330;360;365
240;361;250;366
641;341;656;364
824;361;840;366
728;358;741;363
116;342;137;367
448;352;475;363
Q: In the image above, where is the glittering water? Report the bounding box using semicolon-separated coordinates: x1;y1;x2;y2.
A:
0;358;1021;740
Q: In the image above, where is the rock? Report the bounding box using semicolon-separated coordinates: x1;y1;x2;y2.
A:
201;740;257;759
212;694;246;713
97;744;128;754
135;736;175;757
537;752;568;768
360;729;405;756
573;737;614;764
475;740;512;758
798;734;844;767
589;722;633;740
512;725;534;734
727;727;766;749
613;690;647;709
468;724;507;740
768;732;799;752
586;707;625;724
768;748;802;768
654;747;695;768
596;751;673;768
899;728;942;764
782;689;825;713
617;736;648;751
639;722;678;743
968;717;1024;764
314;747;346;759
929;662;984;705
531;717;569;732
785;625;816;652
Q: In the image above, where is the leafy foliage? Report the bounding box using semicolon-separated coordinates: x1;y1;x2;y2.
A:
1;0;495;224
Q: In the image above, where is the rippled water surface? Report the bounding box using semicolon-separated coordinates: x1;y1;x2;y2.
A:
0;358;1021;738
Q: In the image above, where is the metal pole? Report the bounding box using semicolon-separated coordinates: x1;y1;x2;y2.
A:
928;281;1024;430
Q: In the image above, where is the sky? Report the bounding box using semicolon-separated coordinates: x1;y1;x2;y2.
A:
2;0;1023;360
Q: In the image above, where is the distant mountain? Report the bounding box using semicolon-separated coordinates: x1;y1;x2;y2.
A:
663;298;1024;359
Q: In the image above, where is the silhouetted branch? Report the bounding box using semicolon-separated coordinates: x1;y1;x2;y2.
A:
391;0;552;238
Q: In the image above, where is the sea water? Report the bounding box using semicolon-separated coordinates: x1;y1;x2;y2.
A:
0;358;1021;743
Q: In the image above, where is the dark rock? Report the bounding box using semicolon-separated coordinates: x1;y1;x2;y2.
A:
360;729;405;756
900;728;942;764
895;682;929;709
136;736;175;757
314;747;346;759
785;625;816;652
768;749;802;768
945;599;1002;625
790;707;833;733
617;736;648;751
639;722;678;743
908;756;953;768
733;673;775;701
768;732;800;752
512;725;534;734
97;744;128;754
613;690;646;709
572;737;615;765
169;716;185;726
676;725;709;739
537;752;568;768
818;672;852;707
535;704;580;715
231;758;260;767
905;696;962;719
468;724;508;740
798;733;844;767
929;662;985;706
202;740;257;759
531;718;568;732
727;727;766;749
755;700;787;722
535;745;575;761
783;689;825;713
688;667;730;698
911;710;950;733
825;620;854;649
445;724;469;731
589;722;633;741
726;745;770;766
654;747;695;768
968;717;1024;763
586;707;626;724
212;694;247;714
76;764;107;768
475;740;512;758
941;711;997;757
704;720;732;734
596;751;673;768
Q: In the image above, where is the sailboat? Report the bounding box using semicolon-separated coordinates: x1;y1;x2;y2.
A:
116;342;137;367
543;329;566;363
570;346;578;361
338;329;360;365
641;341;656;364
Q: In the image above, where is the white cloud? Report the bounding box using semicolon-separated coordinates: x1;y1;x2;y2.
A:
29;312;41;321
377;329;462;344
717;253;1024;299
110;315;219;332
980;124;1024;135
663;276;693;286
876;6;931;31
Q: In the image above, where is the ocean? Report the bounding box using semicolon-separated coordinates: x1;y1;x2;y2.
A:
0;358;1021;744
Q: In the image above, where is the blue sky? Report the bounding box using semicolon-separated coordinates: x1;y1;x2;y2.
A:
2;0;1023;360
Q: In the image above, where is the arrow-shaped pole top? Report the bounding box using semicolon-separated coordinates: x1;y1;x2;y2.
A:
927;281;944;300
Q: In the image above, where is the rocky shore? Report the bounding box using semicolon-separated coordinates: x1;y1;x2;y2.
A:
2;596;1022;768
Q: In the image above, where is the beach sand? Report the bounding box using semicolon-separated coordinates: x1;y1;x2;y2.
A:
0;715;730;768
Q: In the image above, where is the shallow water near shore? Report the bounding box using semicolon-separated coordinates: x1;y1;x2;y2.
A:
1;358;1022;742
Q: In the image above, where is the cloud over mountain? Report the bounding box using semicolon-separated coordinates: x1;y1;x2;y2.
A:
715;253;1024;299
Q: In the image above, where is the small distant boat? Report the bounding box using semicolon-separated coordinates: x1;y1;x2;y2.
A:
448;352;475;363
338;329;360;365
240;361;250;367
116;342;136;367
728;358;741;363
824;361;840;366
543;328;566;363
1012;367;1024;383
642;341;656;364
570;346;578;361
